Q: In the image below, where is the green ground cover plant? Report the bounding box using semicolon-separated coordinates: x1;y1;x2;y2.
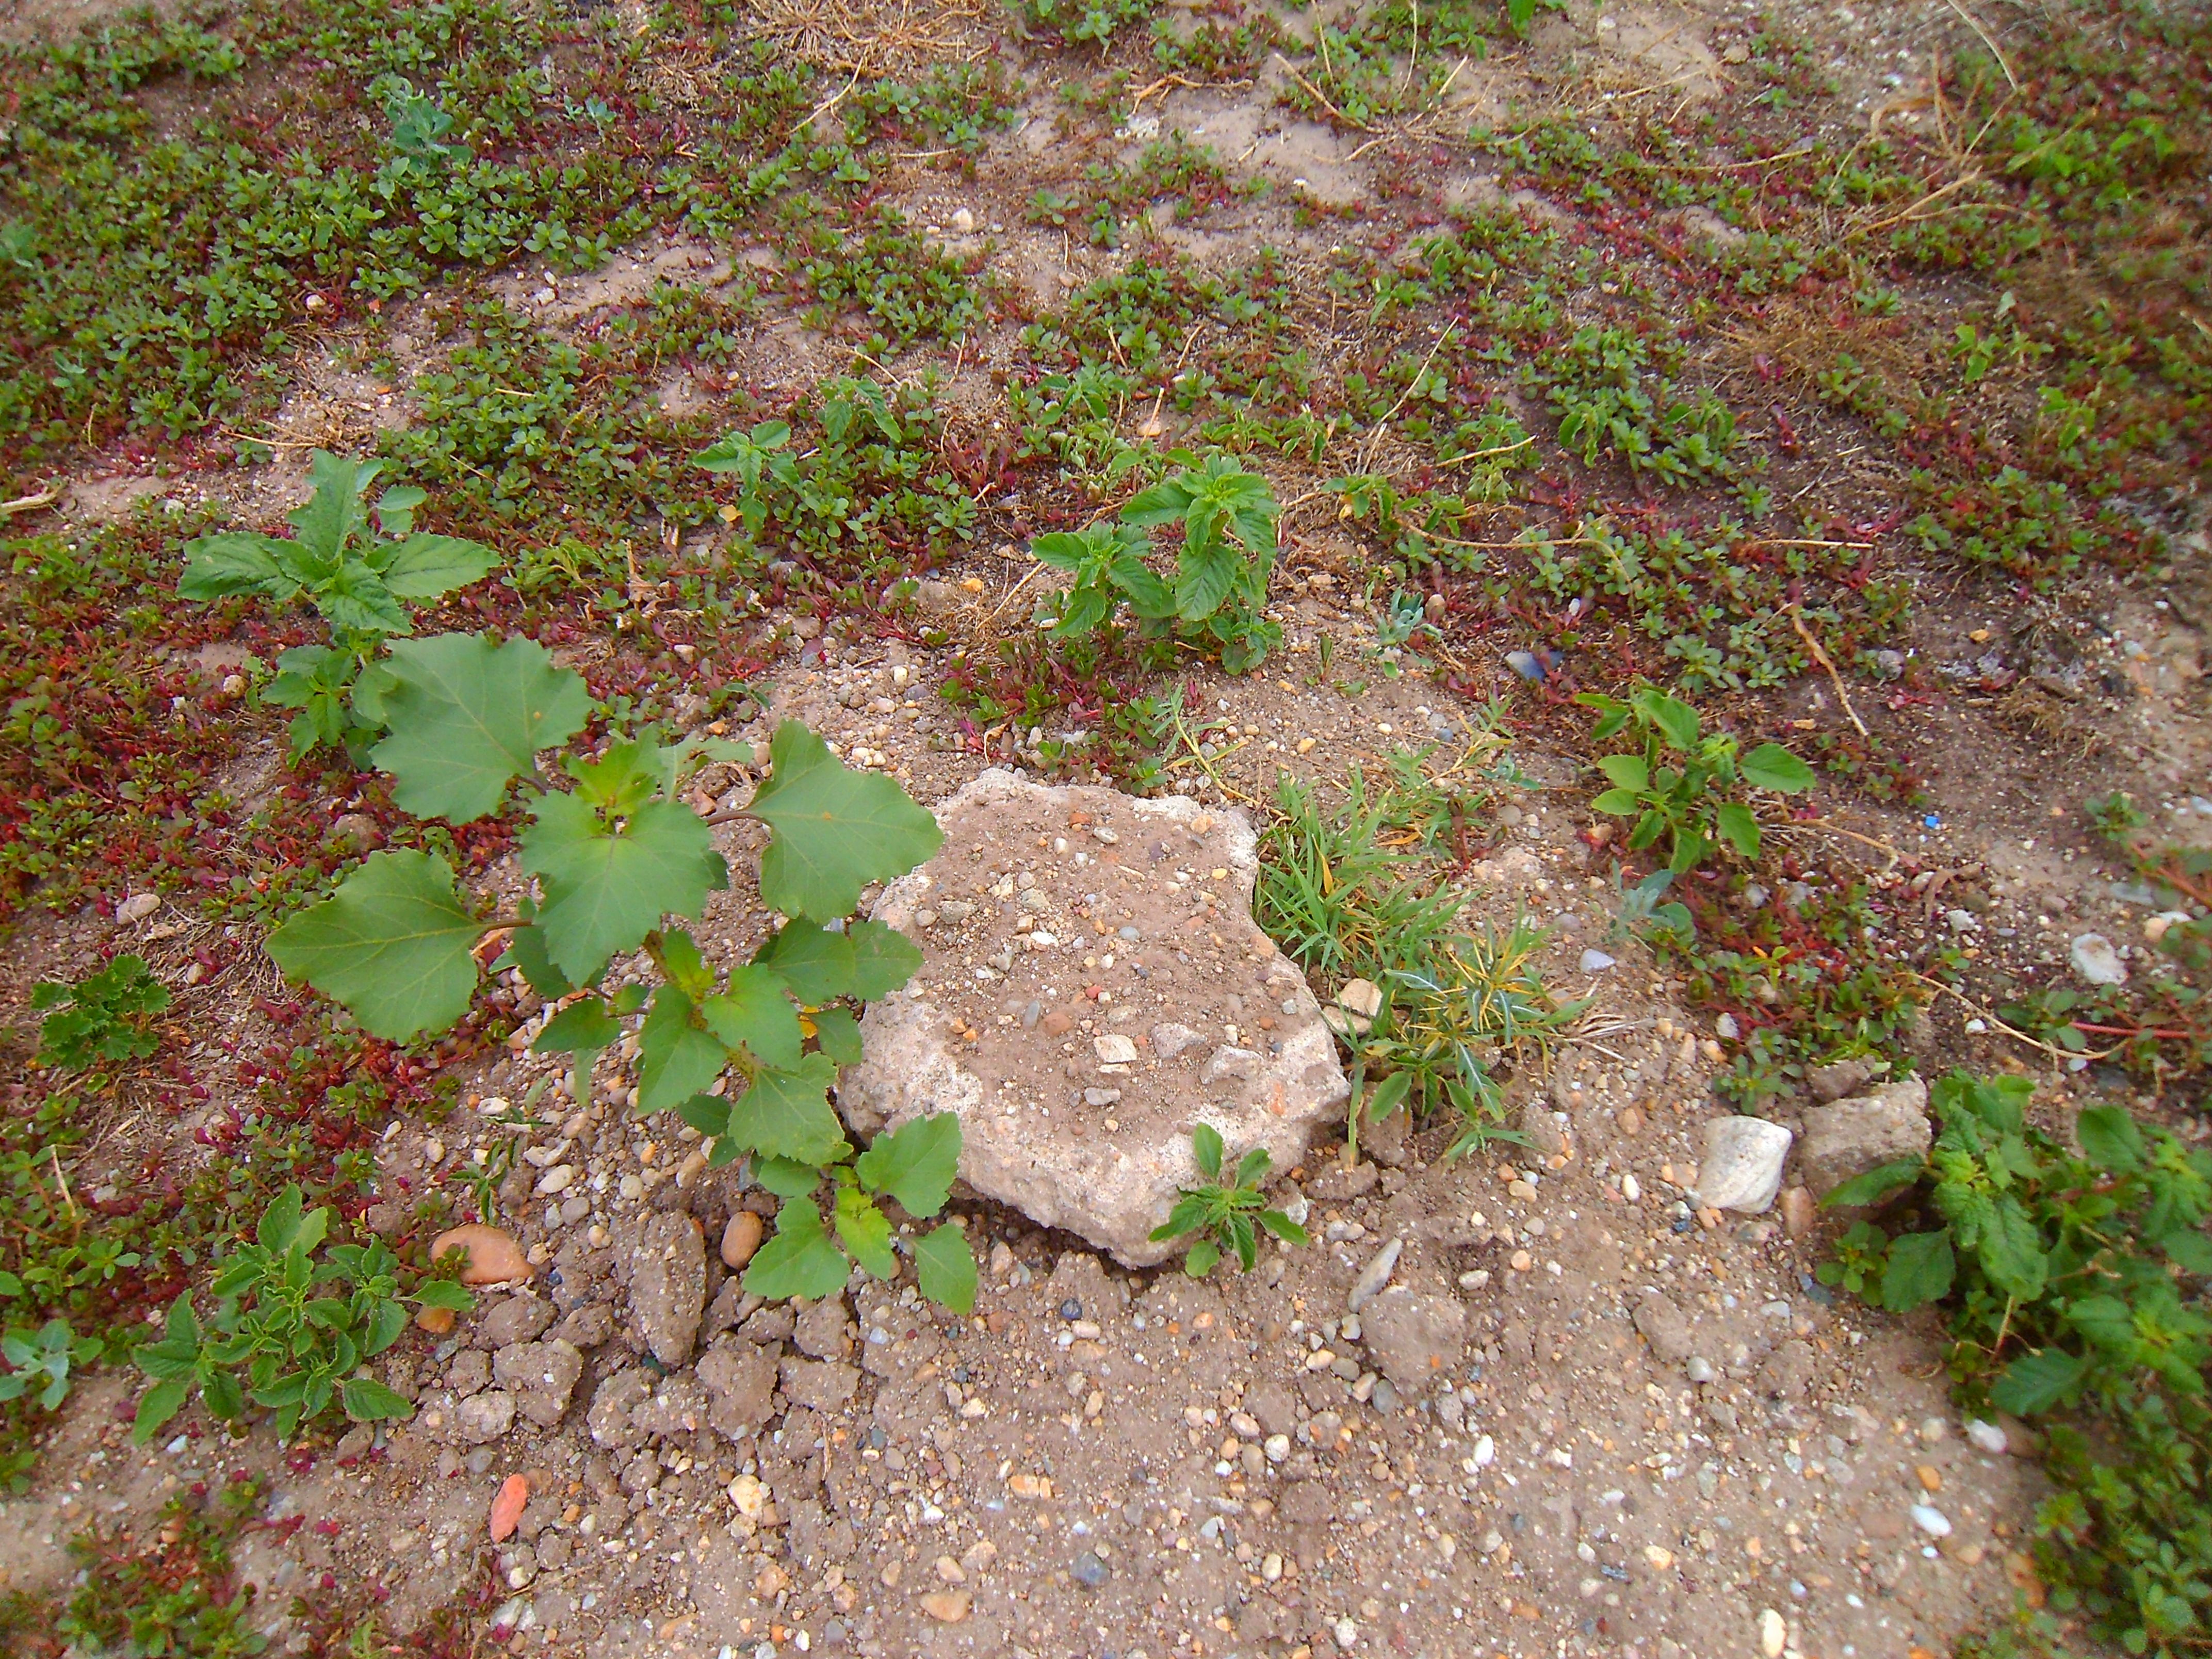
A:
32;953;170;1072
131;1183;467;1444
1032;452;1281;671
1818;1075;2212;1657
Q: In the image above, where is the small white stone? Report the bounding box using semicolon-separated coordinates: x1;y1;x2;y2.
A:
2070;933;2128;986
1910;1504;1953;1538
1472;1435;1495;1467
1965;1419;2008;1455
1694;1116;1793;1213
1333;1617;1359;1651
116;892;160;924
534;1165;576;1195
1758;1607;1786;1658
1621;1173;1642;1202
1093;1034;1138;1065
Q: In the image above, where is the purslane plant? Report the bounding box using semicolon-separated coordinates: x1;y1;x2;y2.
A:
262;631;977;1312
178;451;497;762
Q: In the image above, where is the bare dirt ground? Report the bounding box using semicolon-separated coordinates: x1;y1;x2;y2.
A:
1;0;2207;1656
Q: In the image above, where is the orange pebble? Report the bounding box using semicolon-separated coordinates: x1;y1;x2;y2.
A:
490;1473;529;1542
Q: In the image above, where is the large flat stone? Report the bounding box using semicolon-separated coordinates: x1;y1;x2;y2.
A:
838;770;1347;1266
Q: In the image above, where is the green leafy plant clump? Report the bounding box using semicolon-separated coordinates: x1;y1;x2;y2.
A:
32;954;170;1072
1150;1125;1308;1276
1581;684;1814;873
1817;1072;2212;1658
179;451;496;763
1032;452;1282;673
132;1184;468;1444
256;623;977;1312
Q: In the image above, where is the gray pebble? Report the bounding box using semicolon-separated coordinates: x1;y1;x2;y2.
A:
1074;1551;1109;1588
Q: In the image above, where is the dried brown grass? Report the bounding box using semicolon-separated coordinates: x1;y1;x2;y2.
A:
740;0;996;75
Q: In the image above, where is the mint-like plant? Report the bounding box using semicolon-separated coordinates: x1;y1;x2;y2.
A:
32;954;170;1071
1579;685;1813;872
1033;452;1282;673
178;451;497;762
260;631;975;1311
131;1184;469;1443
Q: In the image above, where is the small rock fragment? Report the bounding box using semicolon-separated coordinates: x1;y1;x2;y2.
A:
1759;1608;1786;1658
1693;1116;1792;1213
1336;979;1383;1020
1799;1078;1930;1202
1911;1504;1953;1538
1093;1034;1138;1065
430;1224;533;1286
1633;1293;1695;1363
1345;1239;1401;1312
1966;1418;2008;1455
490;1474;529;1542
920;1591;971;1623
630;1211;706;1366
2070;933;2127;987
720;1211;765;1270
1152;1023;1206;1060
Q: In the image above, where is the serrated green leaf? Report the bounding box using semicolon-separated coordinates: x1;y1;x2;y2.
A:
1820;1158;1924;1208
1175;537;1243;622
289;450;376;568
742;1199;852;1300
748;723;944;921
1226;1210;1258;1270
1978;1197;2048;1301
1739;742;1814;793
679;1093;730;1139
315;561;412;636
266;850;482;1042
834;1186;898;1280
179;532;301;602
131;1375;191;1444
534;998;619;1063
702;965;802;1069
413;1280;473;1312
1879;1230;1955;1311
2076;1104;2145;1174
372;633;592;823
638;988;726;1114
376;534;497;600
811;1006;863;1065
914;1223;977;1313
838;924;918;1002
341;1376;415;1422
855;1114;961;1217
724;1053;848;1165
1595;753;1649;792
1639;690;1701;752
753;1156;822;1198
1715;800;1762;859
1150;1193;1214;1242
523;795;726;984
755;921;856;1002
1184;1239;1221;1277
201;1367;246;1423
1990;1347;2094;1417
496;922;576;999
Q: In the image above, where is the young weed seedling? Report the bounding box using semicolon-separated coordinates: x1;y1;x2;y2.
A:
257;631;978;1319
1580;685;1814;872
32;955;169;1072
1034;451;1282;672
177;452;497;763
1150;1125;1307;1276
131;1184;471;1444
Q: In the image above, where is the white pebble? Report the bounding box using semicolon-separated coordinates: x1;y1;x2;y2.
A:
1621;1173;1642;1202
1910;1504;1952;1538
1965;1419;2007;1455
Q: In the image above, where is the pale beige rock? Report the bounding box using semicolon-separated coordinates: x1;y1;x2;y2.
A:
838;771;1346;1266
